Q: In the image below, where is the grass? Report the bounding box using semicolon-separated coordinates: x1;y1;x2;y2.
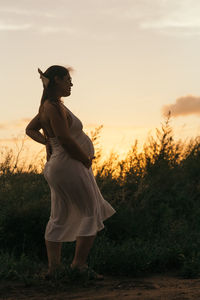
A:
1;114;200;282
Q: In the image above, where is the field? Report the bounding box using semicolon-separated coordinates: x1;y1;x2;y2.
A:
1;115;200;299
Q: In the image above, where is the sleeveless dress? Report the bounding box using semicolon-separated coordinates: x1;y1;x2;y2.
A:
43;105;116;242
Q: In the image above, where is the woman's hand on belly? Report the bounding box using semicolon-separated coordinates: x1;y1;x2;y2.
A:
83;155;96;169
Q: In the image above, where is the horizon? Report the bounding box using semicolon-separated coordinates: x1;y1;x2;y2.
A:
1;114;200;173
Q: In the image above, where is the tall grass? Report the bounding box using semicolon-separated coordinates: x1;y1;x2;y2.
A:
1;114;200;280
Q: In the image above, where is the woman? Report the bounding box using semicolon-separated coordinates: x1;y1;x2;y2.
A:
25;65;116;279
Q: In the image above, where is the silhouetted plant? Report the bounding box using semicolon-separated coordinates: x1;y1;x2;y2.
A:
1;115;200;279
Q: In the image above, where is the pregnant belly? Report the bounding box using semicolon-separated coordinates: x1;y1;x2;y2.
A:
78;132;95;157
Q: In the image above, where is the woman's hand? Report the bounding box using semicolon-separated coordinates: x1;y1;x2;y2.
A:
83;155;96;169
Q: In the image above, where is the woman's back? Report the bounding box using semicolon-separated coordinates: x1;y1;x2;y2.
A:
39;100;72;138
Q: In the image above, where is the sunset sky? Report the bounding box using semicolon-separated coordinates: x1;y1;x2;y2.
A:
1;0;200;162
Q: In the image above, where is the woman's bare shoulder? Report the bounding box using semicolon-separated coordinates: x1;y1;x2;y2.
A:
42;100;67;119
42;100;59;114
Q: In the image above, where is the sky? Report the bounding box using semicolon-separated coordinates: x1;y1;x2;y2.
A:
1;0;200;164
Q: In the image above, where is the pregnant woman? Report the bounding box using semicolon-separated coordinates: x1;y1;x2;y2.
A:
25;65;116;279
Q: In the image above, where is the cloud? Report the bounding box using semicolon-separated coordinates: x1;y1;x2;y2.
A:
162;95;200;117
0;118;31;130
140;20;200;30
0;22;31;31
0;7;55;18
40;26;77;35
2;0;200;36
136;0;200;36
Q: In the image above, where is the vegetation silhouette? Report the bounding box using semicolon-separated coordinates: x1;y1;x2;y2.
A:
1;114;200;281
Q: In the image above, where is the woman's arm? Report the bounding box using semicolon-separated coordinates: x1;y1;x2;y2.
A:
25;114;47;145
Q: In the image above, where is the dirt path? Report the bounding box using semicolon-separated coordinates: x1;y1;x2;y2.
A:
1;271;200;300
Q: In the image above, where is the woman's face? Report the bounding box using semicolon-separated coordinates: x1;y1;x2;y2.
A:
55;73;73;97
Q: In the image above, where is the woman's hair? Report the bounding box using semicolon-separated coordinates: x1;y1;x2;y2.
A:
38;65;70;142
39;65;70;111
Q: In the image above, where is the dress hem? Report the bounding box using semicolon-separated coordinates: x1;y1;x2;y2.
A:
44;211;115;242
44;224;104;243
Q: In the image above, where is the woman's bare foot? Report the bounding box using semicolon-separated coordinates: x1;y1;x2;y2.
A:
70;263;104;280
44;265;62;280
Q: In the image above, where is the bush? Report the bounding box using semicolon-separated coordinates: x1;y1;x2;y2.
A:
1;115;200;278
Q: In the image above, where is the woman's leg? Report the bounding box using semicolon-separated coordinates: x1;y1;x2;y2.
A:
45;240;62;273
71;235;96;268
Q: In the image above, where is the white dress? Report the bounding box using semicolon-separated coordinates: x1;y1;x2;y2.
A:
43;105;116;242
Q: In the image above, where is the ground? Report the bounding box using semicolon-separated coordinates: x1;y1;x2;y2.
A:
1;271;200;300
